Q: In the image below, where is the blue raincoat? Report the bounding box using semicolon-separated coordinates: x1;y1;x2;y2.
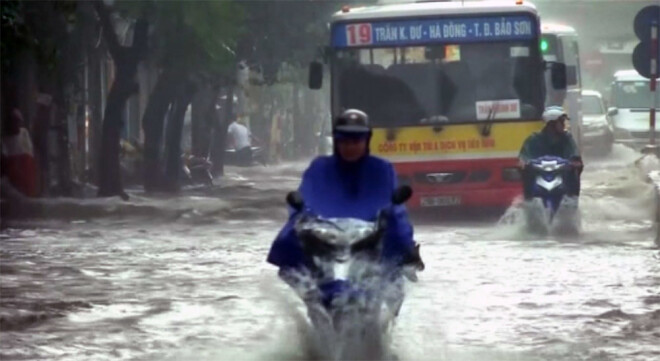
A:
266;154;415;271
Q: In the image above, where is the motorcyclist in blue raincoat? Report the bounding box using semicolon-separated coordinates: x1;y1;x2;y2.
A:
266;109;423;287
519;106;583;200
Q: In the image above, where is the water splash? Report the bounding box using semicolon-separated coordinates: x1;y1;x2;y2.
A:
270;253;407;361
498;149;656;242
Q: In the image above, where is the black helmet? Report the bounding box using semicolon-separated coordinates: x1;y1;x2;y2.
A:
334;109;370;134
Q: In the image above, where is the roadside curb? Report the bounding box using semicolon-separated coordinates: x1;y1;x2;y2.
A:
649;170;660;247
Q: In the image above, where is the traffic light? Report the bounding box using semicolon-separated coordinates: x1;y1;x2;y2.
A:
540;36;557;55
632;5;660;79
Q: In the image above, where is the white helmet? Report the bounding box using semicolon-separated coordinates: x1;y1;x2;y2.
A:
542;106;569;123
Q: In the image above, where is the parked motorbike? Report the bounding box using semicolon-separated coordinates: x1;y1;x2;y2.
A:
181;155;213;186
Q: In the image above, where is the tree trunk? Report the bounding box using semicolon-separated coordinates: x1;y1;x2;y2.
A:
163;80;196;192
142;69;178;192
210;86;233;176
97;80;133;198
190;83;216;157
94;1;147;198
53;25;75;195
34;58;59;195
50;1;83;197
53;86;73;196
88;48;103;185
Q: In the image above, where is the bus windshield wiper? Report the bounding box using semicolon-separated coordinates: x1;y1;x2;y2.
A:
479;106;498;136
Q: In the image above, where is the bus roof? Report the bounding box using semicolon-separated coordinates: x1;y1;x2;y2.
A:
540;23;576;35
332;0;538;22
613;69;647;81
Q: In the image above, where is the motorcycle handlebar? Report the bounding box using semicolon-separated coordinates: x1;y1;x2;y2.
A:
287;185;413;215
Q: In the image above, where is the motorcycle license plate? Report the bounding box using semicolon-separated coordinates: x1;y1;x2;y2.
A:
420;195;461;207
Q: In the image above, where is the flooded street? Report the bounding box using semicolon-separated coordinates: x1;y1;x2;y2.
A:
1;146;659;361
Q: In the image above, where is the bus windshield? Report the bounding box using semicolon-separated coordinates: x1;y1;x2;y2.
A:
613;81;652;109
332;41;544;127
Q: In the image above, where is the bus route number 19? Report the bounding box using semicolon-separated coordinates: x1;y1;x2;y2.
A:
346;23;373;46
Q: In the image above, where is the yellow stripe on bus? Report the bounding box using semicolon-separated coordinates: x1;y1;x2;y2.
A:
370;120;544;160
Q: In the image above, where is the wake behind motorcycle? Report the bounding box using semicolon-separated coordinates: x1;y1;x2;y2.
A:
280;186;421;360
524;156;581;235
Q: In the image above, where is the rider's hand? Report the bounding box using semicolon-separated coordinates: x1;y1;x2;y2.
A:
412;243;425;271
569;156;583;169
302;288;321;304
518;159;527;169
570;160;583;169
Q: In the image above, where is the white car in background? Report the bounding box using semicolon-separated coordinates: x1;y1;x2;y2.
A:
581;90;614;155
607;70;660;150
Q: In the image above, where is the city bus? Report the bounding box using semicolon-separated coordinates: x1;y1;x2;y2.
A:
541;23;583;150
310;0;573;209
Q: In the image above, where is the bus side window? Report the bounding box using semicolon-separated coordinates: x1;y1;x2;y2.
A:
571;39;581;86
560;36;580;87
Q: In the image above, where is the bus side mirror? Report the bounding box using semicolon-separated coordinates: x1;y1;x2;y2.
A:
550;62;567;90
309;61;323;90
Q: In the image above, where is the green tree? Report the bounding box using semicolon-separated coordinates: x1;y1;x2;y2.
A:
130;0;241;192
2;0;79;196
236;1;374;155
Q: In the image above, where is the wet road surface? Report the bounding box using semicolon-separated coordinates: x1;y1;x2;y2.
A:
1;146;659;361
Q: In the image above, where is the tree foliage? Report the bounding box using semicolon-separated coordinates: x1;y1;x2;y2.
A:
1;0;78;76
116;0;242;77
237;1;375;84
2;0;377;196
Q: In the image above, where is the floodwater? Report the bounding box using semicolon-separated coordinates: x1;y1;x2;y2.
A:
1;145;659;361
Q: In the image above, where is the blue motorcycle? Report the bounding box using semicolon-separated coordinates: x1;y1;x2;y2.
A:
529;156;571;217
525;156;580;234
280;186;422;360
